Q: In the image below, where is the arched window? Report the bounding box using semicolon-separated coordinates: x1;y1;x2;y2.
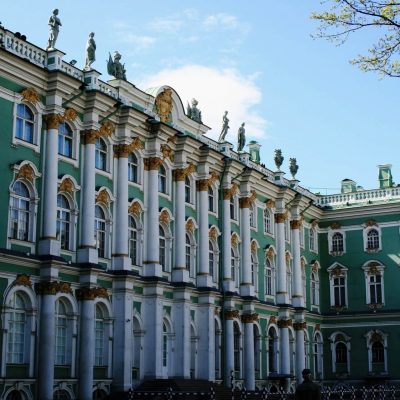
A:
54;389;72;400
94;305;105;366
263;209;272;234
185;234;192;271
233;322;241;376
162;322;168;368
185;177;191;203
311;272;319;306
128;153;138;183
309;228;316;251
7;293;26;364
314;332;323;380
92;389;107;400
55;300;68;365
95;205;106;258
265;258;273;296
209;241;215;281
231;247;239;288
254;325;261;378
6;391;24;400
268;327;278;374
332;232;344;252
95;138;107;171
335;342;347;364
251;252;258;292
129;216;138;265
369;274;382;304
333;276;346;306
58;122;73;158
249;204;256;228
158;165;167;194
372;341;384;363
16;104;34;143
367;229;379;250
57;194;71;250
159;225;167;271
208;187;215;212
9;181;31;241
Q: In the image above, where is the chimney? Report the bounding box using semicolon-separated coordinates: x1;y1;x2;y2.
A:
378;164;393;189
341;179;357;194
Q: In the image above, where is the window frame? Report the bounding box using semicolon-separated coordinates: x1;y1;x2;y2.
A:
328;229;346;255
363;226;382;253
13;102;43;151
362;262;385;306
328;264;348;309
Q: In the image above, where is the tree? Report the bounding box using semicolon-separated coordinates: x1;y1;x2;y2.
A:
311;1;400;77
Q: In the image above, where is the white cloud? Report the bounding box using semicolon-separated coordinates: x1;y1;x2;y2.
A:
203;13;239;29
149;17;183;33
120;34;156;49
138;65;268;142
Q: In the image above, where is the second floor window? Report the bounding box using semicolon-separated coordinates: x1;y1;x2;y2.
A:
95;138;107;171
265;259;273;296
333;276;346;306
128;153;138;183
57;194;71;250
208;187;215;212
367;229;379;250
95;205;106;258
55;300;68;365
159;225;166;271
9;181;30;241
369;274;382;304
16;104;34;143
332;232;344;253
159;165;167;194
58;122;73;158
185;177;191;203
128;216;138;265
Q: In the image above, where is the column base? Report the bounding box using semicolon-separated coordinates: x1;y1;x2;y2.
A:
38;238;60;257
223;279;236;293
112;256;131;270
291;296;305;308
172;268;190;283
196;274;213;288
277;292;290;305
240;283;255;297
77;247;98;264
143;263;162;277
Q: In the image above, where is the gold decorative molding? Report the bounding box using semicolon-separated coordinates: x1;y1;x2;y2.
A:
59;178;74;194
186;219;195;233
335;333;345;342
315;323;321;331
365;219;378;227
241;313;259;323
277;318;292;328
98;120;114;137
155;88;173;123
275;213;287;224
96;189;110;205
301;258;306;269
367;262;380;275
128;201;142;216
311;219;318;228
231;234;238;247
160;144;173;161
223;183;238;200
371;331;382;343
331;266;344;277
285;252;291;264
63;108;77;121
266;247;275;258
269;316;277;325
214;307;220;316
290;220;301;229
17;164;35;183
239;190;257;209
159;210;170;224
209;226;218;239
144;157;163;171
293;321;307;331
174;163;196;181
76;286;108;301
44;113;63;130
197;171;219;191
330;222;341;230
251;241;257;253
311;262;319;273
265;199;275;209
35;281;72;295
21;87;40;104
224;309;240;320
13;274;32;288
82;129;97;144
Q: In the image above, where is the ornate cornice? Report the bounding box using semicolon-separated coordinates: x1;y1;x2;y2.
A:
223;183;238;200
174;163;196;181
35;281;72;295
277;318;292;328
241;313;259;323
144;157;163;171
290;220;302;230
224;309;240;320
21;87;40;104
197;171;219;191
76;286;108;301
114;138;143;158
13;274;32;288
275;213;287;224
293;321;307;331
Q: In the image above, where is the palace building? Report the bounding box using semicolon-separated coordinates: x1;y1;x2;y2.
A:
0;22;399;400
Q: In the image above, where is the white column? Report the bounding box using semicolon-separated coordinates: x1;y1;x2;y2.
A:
291;220;304;307
78;131;98;264
113;147;130;270
173;290;191;377
224;314;234;386
144;158;162;277
243;316;255;390
240;197;253;297
78;294;95;400
113;288;133;391
37;289;56;400
222;191;234;292
173;171;189;282
294;322;306;384
39;115;60;256
276;213;288;304
197;180;212;287
279;321;290;375
197;295;215;380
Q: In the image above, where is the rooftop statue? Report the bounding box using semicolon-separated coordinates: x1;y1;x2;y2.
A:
237;122;246;152
186;98;202;123
84;32;96;70
46;9;62;50
107;51;127;80
218;111;230;142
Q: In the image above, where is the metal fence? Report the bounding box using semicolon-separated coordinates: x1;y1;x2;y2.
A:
127;385;400;400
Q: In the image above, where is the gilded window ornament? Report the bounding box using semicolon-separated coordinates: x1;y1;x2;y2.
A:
209;226;218;239
63;108;77;121
160;144;173;161
331;266;343;277
335;334;345;342
265;199;275;209
21;87;40;104
285;252;291;264
17;164;35;183
315;323;321;331
330;222;341;230
371;331;382;343
239;190;257;209
44;113;63;130
311;219;319;228
185;219;195;233
231;233;238;246
275;213;287;224
223;183;238;200
35;281;72;295
266;247;274;258
98;120;115;137
96;189;110;205
290;219;301;229
251;241;257;253
114;138;143;158
367;262;380;275
59;177;74;194
128;201;142;216
269;316;277;325
301;258;306;269
365;219;378;227
312;262;319;273
197;171;219;191
155;88;173;123
159;210;170;224
13;274;32;288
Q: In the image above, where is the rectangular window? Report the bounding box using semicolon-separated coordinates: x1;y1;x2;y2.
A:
369;275;382;304
333;277;346;306
94;321;104;366
7;313;25;364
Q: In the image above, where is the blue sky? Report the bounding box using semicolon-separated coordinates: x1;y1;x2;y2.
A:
2;1;399;193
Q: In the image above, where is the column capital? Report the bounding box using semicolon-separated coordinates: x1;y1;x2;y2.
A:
290;219;302;229
277;318;293;328
223;183;238;200
82;129;98;144
35;281;72;295
114;137;143;158
293;321;307;330
144;157;163;171
197;171;219;191
224;309;240;320
76;286;108;301
241;313;259;324
239;190;257;208
275;212;288;223
173;163;196;181
43;113;63;130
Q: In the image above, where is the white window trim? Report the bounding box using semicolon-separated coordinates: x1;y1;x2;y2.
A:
363;225;382;253
128;213;144;268
95;202;113;261
158;160;173;199
95;137;114;179
329;331;351;375
263;208;274;236
328;229;346;255
313;331;324;380
159;218;173;274
309;226;318;253
127;150;144;188
362;261;385;306
364;329;388;374
327;263;349;309
264;255;276;300
57;119;82;168
184;174;196;208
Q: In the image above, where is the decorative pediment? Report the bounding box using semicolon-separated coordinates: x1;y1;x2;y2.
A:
128;201;142;216
21;87;40;104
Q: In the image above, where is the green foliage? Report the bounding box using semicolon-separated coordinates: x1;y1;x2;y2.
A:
311;0;400;77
